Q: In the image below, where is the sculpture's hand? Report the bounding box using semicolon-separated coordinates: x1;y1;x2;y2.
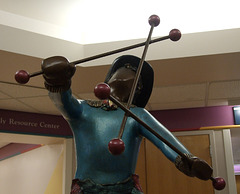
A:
42;56;76;92
175;153;213;180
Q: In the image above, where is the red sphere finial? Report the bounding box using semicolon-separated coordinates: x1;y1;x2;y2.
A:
169;29;181;41
212;177;226;190
148;15;160;27
108;138;125;155
15;70;30;84
94;83;111;100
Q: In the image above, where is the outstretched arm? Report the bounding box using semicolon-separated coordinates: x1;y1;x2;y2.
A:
137;108;213;180
137;108;189;162
49;90;82;120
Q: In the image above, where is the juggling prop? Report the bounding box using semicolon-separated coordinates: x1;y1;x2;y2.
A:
15;15;180;85
15;14;225;191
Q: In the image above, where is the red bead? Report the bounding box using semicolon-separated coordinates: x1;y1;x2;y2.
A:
94;83;111;100
15;70;30;84
148;15;160;27
108;138;125;155
212;177;226;190
169;29;181;41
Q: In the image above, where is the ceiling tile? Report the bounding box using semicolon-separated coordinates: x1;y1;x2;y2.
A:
0;99;38;113
207;99;228;106
0;83;47;98
148;100;205;111
209;80;240;99
0;91;11;99
18;96;60;115
149;84;206;104
228;99;240;106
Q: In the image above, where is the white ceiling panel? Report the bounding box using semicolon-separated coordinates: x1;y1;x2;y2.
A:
209;80;240;99
0;83;46;98
0;91;11;99
18;96;60;115
0;98;38;113
148;100;206;111
149;84;207;104
207;99;228;107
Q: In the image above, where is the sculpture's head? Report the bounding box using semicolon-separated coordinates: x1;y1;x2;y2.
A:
105;55;154;108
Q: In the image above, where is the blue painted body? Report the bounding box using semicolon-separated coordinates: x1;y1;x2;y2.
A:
49;89;190;184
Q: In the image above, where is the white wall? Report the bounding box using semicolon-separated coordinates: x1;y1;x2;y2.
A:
0;144;63;194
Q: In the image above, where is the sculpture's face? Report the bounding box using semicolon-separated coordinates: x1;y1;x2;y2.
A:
107;67;136;103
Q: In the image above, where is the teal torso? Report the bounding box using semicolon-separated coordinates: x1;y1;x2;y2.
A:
49;90;190;184
70;101;142;184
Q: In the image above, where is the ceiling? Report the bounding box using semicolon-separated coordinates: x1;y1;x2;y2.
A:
0;2;240;115
0;0;239;44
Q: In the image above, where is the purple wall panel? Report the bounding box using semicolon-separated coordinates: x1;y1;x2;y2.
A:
150;106;235;131
0;105;236;136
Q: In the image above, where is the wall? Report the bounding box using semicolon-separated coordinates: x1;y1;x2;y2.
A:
0;144;63;194
150;105;235;131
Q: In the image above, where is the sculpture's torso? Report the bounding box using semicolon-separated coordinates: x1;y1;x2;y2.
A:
69;101;143;184
49;90;189;185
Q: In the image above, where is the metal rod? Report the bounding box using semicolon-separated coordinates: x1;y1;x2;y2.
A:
71;35;169;66
118;24;155;139
109;95;187;159
30;70;43;78
22;35;170;79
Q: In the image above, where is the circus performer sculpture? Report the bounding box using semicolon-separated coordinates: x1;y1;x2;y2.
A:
15;15;225;194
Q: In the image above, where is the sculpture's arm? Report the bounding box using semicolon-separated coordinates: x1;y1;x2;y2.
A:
49;90;82;120
137;108;213;180
137;108;189;162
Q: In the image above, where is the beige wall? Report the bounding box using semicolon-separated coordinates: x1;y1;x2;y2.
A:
0;144;63;194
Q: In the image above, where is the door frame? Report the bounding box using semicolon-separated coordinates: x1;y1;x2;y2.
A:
173;129;237;194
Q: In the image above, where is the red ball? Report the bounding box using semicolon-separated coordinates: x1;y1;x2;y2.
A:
212;177;226;190
15;70;30;84
94;83;111;100
108;138;125;155
169;29;181;41
148;15;160;27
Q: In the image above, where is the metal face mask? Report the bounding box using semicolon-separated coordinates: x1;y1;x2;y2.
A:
105;55;154;108
107;66;136;103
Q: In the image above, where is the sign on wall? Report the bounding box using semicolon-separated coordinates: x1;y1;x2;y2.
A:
0;109;72;137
